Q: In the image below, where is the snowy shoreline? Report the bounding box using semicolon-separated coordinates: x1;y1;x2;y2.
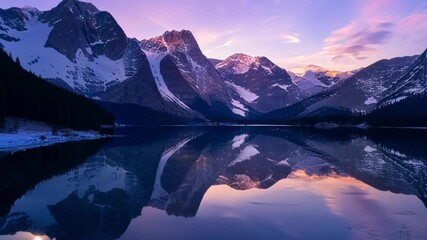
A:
0;118;110;153
0;131;108;153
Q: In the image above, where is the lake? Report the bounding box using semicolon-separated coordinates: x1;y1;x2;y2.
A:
0;126;426;240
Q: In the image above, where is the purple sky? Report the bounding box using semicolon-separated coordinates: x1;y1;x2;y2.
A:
1;0;426;72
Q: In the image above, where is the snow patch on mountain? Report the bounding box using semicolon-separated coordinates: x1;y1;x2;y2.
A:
227;82;259;103
364;146;377;153
143;50;192;111
272;83;292;91
364;97;378;105
231;99;249;117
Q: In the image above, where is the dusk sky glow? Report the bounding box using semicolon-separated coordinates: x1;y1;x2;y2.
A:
1;0;426;72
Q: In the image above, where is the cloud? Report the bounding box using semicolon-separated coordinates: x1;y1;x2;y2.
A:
280;34;300;43
398;11;427;33
215;39;234;49
323;21;394;62
362;0;395;17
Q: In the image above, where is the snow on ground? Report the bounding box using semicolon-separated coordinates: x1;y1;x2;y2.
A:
261;65;273;75
142;50;192;111
228;145;260;167
227;82;259;103
231;134;249;149
364;97;378;105
0;118;107;152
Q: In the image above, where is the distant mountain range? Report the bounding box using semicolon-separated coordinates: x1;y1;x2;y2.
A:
0;0;426;125
288;65;360;95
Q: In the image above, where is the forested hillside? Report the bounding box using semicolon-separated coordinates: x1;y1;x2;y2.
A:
0;49;114;131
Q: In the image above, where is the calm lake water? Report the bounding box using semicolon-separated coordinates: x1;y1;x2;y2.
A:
0;126;426;240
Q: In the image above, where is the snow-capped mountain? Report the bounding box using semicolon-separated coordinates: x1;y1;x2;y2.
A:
0;0;132;93
1;0;425;122
0;1;251;120
216;53;304;113
289;65;358;95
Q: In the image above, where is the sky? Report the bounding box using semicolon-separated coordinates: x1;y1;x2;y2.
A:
0;0;426;73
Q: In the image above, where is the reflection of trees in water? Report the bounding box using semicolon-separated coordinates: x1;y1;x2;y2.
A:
0;139;109;217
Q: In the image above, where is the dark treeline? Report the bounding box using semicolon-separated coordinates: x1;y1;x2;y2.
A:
367;93;427;127
0;49;114;130
242;94;427;127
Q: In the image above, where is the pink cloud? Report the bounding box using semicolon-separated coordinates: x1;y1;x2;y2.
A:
323;21;393;62
361;0;396;17
398;12;427;33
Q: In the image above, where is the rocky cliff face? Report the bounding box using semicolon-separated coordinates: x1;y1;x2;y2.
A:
41;0;128;62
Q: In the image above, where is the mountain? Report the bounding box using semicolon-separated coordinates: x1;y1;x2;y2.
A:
262;54;419;121
365;49;427;126
138;30;253;119
289;65;359;95
1;0;424;124
379;49;427;107
0;0;133;94
0;1;251;120
216;53;304;113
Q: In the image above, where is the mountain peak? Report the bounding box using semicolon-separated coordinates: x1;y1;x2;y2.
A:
140;29;202;55
162;29;197;45
217;53;276;72
48;0;100;18
40;0;126;62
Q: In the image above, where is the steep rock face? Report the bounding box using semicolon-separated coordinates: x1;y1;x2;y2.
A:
380;49;427;107
216;53;304;113
0;0;133;94
41;0;127;62
140;30;250;118
97;39;165;111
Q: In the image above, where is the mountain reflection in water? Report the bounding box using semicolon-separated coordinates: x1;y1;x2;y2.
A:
0;126;426;240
